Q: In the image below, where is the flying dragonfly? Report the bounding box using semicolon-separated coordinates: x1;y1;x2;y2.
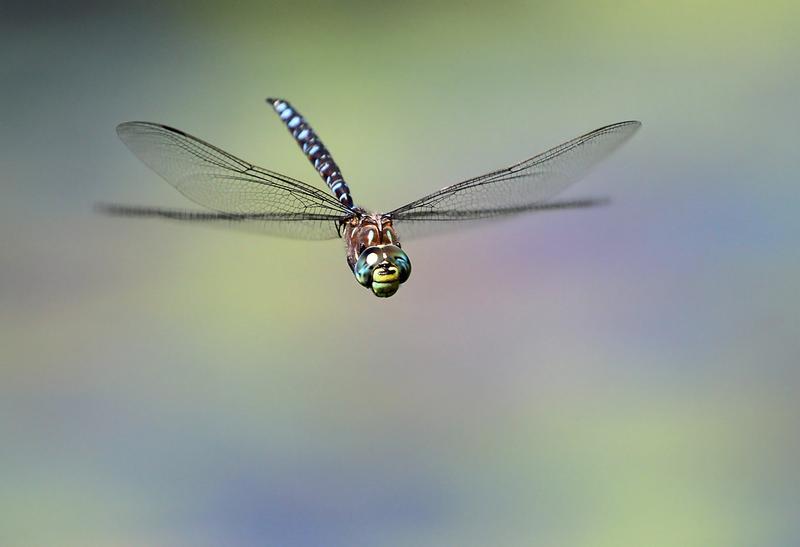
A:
100;98;640;297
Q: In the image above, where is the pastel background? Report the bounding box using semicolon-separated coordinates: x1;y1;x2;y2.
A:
1;1;798;546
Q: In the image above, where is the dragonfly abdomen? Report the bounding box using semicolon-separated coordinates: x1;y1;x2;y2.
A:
268;98;354;209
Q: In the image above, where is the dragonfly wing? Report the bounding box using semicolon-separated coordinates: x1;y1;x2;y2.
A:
96;204;347;240
388;121;640;239
112;122;353;240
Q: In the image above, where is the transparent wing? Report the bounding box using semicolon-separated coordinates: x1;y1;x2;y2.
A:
95;203;348;239
389;121;640;239
111;122;353;240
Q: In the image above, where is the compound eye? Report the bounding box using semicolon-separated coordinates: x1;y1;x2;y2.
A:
393;253;411;283
353;245;382;288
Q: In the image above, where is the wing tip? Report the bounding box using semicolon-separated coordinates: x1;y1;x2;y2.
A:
620;120;642;132
94;202;128;216
598;120;641;141
116;121;188;142
116;121;135;137
611;120;641;129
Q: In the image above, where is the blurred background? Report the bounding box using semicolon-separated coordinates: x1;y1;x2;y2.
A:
1;1;798;545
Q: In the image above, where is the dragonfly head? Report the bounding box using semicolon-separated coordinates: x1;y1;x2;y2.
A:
354;244;412;298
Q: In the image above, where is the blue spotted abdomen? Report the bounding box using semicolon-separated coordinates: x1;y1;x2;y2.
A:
267;98;354;209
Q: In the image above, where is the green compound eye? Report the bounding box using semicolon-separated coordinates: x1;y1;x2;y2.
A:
353;245;412;297
354;246;379;287
382;246;411;283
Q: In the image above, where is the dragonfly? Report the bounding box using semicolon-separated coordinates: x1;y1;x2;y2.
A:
100;98;640;297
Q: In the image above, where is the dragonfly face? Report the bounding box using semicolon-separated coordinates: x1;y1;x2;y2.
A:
100;97;640;299
345;215;411;297
354;245;411;297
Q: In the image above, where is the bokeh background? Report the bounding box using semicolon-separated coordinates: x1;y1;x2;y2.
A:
2;1;799;546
